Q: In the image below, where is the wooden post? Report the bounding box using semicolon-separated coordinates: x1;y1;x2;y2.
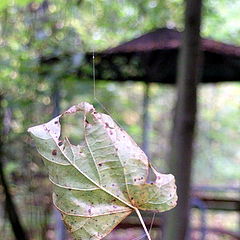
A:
142;82;150;157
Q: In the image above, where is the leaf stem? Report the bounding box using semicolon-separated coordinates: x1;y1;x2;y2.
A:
135;208;152;240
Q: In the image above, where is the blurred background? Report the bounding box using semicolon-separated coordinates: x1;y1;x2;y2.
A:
0;0;239;240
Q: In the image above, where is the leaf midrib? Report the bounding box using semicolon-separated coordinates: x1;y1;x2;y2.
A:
48;130;135;211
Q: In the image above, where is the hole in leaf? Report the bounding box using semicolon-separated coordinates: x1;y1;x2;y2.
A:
146;165;156;183
59;112;85;146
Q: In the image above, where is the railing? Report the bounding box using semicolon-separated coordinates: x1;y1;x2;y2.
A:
116;185;240;240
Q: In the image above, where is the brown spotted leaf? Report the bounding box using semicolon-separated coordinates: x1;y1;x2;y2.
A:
28;102;177;240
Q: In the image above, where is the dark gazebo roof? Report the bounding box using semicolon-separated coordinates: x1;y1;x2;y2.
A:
87;28;240;84
104;28;240;56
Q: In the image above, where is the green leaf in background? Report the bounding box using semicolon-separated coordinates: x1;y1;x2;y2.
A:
15;0;44;6
0;0;8;10
28;102;177;240
0;0;44;9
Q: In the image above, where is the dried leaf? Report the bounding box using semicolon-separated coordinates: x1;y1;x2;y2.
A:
28;102;177;240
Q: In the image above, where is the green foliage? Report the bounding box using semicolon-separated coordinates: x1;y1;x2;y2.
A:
203;0;240;44
0;0;44;10
194;84;240;185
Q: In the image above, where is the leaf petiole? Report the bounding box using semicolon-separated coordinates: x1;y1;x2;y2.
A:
135;208;152;240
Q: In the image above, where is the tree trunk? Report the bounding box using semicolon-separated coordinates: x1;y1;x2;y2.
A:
0;94;29;240
164;0;203;240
